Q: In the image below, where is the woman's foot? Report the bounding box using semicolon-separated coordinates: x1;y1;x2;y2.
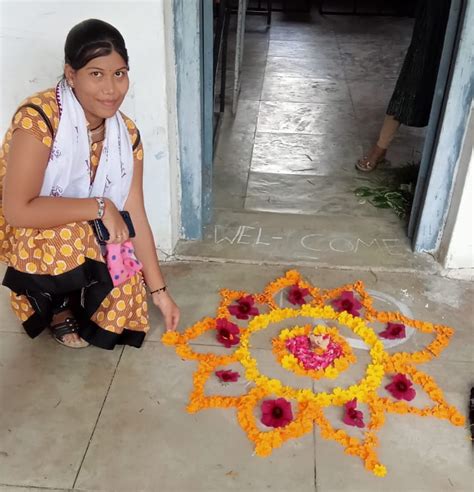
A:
356;144;387;172
50;310;89;348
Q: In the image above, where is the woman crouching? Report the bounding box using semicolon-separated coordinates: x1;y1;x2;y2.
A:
0;19;179;349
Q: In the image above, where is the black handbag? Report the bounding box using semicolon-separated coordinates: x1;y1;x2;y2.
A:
91;210;136;245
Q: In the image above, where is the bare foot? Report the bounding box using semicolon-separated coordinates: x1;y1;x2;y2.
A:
356;144;387;172
51;310;89;348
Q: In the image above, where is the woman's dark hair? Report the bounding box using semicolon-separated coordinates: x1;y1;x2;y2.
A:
65;19;128;70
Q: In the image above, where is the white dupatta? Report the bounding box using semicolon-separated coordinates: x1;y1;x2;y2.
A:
40;79;133;210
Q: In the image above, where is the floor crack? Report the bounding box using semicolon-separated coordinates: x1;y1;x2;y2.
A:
71;346;125;489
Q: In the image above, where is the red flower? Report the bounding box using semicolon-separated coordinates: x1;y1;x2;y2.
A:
385;373;416;401
331;291;363;316
261;398;293;428
342;399;365;428
228;295;259;320
215;318;240;348
287;285;310;306
379;322;406;340
215;370;240;383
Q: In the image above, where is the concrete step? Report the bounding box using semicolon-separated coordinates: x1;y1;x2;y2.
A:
175;208;437;273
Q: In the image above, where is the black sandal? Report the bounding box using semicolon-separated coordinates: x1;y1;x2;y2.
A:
50;317;89;348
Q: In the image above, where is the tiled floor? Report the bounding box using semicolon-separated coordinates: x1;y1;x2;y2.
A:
1;262;472;491
1;8;471;492
214;11;425;219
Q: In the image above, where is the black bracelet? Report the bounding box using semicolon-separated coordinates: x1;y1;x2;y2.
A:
150;285;167;295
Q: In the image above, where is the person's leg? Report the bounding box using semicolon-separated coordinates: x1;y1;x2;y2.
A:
356;115;401;172
51;294;89;348
87;272;149;349
377;115;401;149
5;221;103;348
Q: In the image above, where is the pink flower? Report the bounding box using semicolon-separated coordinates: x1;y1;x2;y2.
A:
287;285;310;306
215;370;240;383
385;373;416;401
261;398;293;428
379;322;406;340
228;295;259;320
342;399;365;428
215;318;240;348
331;291;363;317
286;335;342;371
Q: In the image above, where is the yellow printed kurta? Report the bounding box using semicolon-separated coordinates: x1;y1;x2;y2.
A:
0;88;149;349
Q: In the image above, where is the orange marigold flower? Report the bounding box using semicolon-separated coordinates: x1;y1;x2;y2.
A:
162;331;180;345
432;406;449;418
449;413;465;426
364;457;378;471
428;389;444;401
255;441;273;457
411;351;430;362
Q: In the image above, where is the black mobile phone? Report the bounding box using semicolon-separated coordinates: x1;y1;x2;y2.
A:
91;210;136;244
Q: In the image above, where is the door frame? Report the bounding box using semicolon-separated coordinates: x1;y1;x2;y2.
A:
409;0;472;254
173;0;213;240
201;0;214;226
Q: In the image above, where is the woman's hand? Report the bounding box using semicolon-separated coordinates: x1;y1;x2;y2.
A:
102;198;129;244
152;291;180;331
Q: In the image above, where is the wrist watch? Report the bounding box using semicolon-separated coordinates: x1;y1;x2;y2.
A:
95;197;106;219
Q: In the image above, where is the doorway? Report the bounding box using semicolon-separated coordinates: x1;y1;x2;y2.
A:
175;0;466;269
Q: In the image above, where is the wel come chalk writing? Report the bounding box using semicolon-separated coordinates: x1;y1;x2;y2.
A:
213;225;407;258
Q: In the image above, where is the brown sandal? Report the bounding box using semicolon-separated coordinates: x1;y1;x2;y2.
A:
50;317;89;349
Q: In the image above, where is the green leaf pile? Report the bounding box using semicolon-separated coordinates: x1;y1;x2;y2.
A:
354;163;419;219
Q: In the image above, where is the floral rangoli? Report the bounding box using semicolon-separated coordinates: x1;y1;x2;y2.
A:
162;270;465;477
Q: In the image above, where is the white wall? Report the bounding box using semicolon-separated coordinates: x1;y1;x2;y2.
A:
444;150;474;269
0;0;180;255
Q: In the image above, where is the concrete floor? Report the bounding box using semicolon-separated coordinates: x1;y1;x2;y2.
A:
213;12;425;218
1;9;472;492
0;262;472;491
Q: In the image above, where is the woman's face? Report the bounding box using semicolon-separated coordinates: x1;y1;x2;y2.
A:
64;50;129;126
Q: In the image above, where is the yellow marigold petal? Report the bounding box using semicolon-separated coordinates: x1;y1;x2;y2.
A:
373;464;387;477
